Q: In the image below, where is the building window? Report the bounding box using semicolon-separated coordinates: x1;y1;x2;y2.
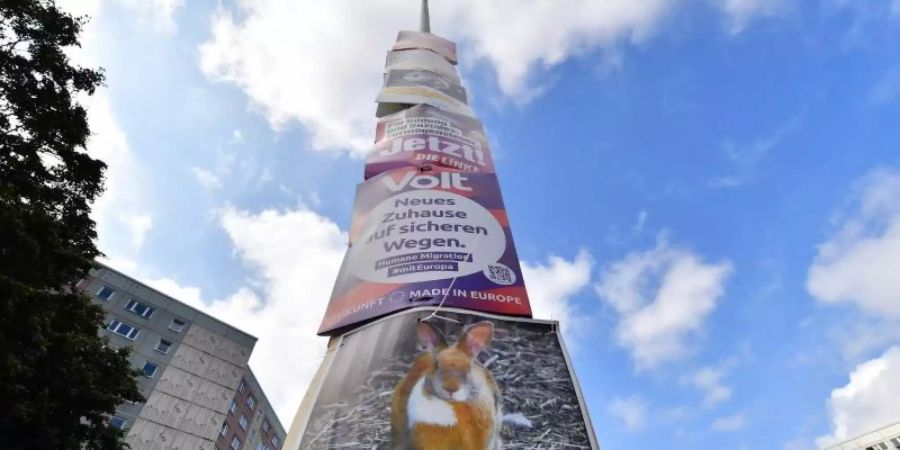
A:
154;339;172;354
246;394;255;410
124;299;155;319
228;399;236;414
96;285;116;301
239;414;249;430
168;318;186;333
220;422;228;437
230;436;241;450
262;419;270;433
270;435;279;447
109;416;127;429
255;441;267;450
142;361;158;378
107;319;140;340
237;379;245;393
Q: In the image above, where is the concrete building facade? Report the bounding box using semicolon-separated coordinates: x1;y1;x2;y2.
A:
820;422;900;450
216;370;285;450
80;264;285;449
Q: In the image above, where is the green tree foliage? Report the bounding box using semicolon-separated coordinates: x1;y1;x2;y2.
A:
0;1;143;448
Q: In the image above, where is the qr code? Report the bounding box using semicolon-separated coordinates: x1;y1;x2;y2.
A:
484;263;516;286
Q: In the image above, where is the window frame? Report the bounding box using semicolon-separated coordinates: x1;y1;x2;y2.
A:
271;435;279;447
230;436;241;450
168;318;186;333
228;399;236;414
107;319;140;341
109;415;127;430
154;338;173;354
239;414;249;430
142;361;158;378
262;419;270;433
246;394;255;410
220;422;229;437
96;285;116;301
124;299;155;319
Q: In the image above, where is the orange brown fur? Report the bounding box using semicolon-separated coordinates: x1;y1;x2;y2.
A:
391;321;500;450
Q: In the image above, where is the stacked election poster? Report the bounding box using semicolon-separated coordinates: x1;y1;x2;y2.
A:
385;49;460;83
284;4;598;449
296;308;598;450
365;104;495;179
392;30;458;64
376;69;475;118
318;167;530;335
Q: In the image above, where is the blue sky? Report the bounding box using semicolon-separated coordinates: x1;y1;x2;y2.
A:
61;0;900;448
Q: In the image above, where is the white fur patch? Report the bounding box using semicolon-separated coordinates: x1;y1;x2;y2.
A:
408;378;457;428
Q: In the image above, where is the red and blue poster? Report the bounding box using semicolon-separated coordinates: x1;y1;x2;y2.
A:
317;167;530;335
365;104;495;179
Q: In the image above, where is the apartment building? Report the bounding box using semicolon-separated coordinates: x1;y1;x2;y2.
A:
217;370;285;450
80;263;286;449
820;422;900;450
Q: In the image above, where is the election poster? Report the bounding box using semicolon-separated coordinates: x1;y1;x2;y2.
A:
317;167;530;335
292;307;599;450
392;30;457;64
376;69;475;118
386;49;459;83
365;104;495;179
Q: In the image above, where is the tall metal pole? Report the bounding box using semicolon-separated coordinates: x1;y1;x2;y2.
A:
419;0;431;33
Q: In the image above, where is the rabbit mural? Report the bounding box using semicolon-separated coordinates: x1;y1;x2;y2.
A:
391;320;502;450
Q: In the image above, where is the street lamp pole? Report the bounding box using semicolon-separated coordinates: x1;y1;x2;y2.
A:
420;0;431;33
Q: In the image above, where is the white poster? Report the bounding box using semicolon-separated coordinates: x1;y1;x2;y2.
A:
376;70;474;118
386;49;459;83
392;30;457;64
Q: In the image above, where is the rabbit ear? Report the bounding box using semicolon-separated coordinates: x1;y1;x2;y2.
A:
416;320;446;352
459;321;494;356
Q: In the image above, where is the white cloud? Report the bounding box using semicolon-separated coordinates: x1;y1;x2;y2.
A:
83;93;155;260
709;113;802;189
719;0;784;34
58;0;184;34
521;250;593;340
197;0;675;154
680;365;732;408
595;237;733;369
114;0;184;33
782;437;812;450
711;411;747;431
608;395;648;431
148;206;346;423
441;1;672;98
192;167;223;190
893;0;900;18
146;277;204;307
869;65;900;105
633;209;649;235
807;168;900;317
816;346;900;447
125;214;153;251
832;318;900;363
